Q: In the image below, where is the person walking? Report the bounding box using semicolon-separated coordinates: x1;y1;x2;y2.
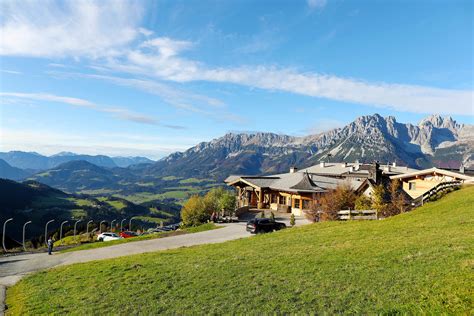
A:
47;237;54;255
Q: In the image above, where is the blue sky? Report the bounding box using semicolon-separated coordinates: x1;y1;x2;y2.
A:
0;0;473;159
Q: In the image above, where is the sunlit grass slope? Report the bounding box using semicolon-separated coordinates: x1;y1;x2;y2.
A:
7;186;474;314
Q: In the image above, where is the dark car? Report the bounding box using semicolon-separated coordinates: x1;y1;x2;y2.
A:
246;218;286;234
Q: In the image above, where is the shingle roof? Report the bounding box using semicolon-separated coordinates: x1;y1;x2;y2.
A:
228;171;366;194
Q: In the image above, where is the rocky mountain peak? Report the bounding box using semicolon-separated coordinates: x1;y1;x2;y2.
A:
419;114;460;130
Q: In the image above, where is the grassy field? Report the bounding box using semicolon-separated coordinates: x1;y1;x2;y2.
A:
58;223;220;253
6;187;474;314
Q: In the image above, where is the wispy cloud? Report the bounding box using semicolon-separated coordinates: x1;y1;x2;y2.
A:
107;42;473;115
47;71;247;124
0;92;185;129
307;0;328;10
1;1;472;116
0;1;142;58
1;69;22;75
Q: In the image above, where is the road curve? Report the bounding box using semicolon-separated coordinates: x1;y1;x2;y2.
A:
0;223;250;314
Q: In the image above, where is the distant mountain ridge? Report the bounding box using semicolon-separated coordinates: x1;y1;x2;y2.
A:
0;159;33;180
0;151;154;172
144;114;473;180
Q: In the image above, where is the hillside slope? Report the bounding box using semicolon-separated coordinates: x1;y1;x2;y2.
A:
7;186;473;314
0;159;31;181
0;179;180;243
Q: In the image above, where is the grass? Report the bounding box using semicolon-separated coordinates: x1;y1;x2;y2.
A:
104;200;126;210
6;187;474;314
58;223;220;253
179;178;211;184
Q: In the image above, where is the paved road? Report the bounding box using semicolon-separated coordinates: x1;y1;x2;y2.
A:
0;217;310;314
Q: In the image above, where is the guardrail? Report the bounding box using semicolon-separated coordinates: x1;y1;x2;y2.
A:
411;181;462;207
337;209;377;220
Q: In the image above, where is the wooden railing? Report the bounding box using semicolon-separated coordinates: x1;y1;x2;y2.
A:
337;209;377;220
411;181;462;207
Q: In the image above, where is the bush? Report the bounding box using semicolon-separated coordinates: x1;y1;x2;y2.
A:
181;188;236;226
372;184;388;217
181;195;207;227
305;182;356;222
355;195;372;210
290;213;295;227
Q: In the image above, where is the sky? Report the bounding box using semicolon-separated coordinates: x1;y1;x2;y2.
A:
0;0;473;160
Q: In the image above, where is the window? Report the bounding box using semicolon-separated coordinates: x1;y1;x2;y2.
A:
294;199;300;209
409;182;416;190
302;199;311;210
271;194;277;204
279;196;286;205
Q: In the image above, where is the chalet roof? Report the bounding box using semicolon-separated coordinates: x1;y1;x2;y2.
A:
227;172;366;194
290;172;319;191
389;167;473;181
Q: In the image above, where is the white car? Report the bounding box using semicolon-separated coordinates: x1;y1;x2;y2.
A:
97;232;122;242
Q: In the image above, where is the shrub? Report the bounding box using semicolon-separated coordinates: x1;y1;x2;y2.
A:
372;184;389;217
387;179;407;216
305;182;356;222
355;194;372;210
259;211;265;218
181;195;208;227
181;187;236;226
269;212;275;221
290;213;295;227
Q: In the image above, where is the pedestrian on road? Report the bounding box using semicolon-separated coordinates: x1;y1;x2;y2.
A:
47;237;54;255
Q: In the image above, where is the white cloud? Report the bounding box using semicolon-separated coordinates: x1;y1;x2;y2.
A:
0;92;185;129
0;128;193;159
1;69;22;75
0;0;142;58
1;1;472;116
307;0;327;10
109;46;473;116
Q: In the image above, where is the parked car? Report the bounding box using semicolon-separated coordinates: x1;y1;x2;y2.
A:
97;232;122;242
119;231;139;238
246;218;287;234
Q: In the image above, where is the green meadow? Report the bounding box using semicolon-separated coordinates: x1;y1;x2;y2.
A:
6;186;473;314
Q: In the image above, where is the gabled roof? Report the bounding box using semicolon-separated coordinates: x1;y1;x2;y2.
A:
389;167;473;181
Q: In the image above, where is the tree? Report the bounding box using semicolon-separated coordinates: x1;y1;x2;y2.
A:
371;184;388;217
305;182;356;222
181;195;207;226
388;179;407;216
290;213;296;227
181;187;237;226
269;212;275;221
355;194;372;210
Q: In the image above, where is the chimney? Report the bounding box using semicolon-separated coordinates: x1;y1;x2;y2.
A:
320;162;326;168
460;165;465;174
349;166;354;172
290;166;298;173
392;162;397;167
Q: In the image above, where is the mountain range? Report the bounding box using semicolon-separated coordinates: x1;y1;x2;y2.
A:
0;151;153;171
2;114;472;189
144;114;473;179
